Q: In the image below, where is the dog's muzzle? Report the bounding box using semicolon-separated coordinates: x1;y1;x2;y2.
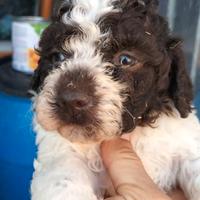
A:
35;62;124;140
53;68;100;126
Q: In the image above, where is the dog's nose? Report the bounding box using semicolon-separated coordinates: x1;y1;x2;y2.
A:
59;92;91;110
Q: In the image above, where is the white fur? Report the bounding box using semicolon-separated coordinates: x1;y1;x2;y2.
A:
62;0;117;24
31;122;110;200
32;111;200;200
130;111;200;200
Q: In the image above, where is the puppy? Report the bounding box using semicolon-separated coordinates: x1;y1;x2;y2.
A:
31;0;200;200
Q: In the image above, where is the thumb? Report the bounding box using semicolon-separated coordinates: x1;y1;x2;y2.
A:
100;138;171;200
100;138;145;188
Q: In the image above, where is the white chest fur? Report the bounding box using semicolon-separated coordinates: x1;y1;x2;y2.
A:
31;111;200;200
130;112;200;199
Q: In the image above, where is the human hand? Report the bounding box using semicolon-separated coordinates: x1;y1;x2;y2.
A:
100;138;186;200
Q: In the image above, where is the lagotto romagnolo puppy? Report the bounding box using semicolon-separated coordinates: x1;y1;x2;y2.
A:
31;0;200;199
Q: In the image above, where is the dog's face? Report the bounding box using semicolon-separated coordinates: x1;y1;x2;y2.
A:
32;0;193;142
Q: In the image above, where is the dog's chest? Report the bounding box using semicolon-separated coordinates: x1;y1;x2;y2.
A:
75;112;200;194
128;112;200;192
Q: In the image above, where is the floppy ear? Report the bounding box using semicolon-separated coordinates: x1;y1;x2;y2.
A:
31;23;64;93
31;59;54;93
31;21;77;92
168;39;193;117
31;23;59;93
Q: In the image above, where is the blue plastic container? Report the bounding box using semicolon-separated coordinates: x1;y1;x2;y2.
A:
0;92;36;200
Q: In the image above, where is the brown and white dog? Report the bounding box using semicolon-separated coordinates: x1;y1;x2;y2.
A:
31;0;200;199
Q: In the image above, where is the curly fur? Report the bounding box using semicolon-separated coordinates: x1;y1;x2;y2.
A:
31;0;200;200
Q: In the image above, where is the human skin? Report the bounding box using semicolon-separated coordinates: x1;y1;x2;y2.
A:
100;138;187;200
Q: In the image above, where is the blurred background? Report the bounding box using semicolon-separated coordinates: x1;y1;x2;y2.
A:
0;0;200;199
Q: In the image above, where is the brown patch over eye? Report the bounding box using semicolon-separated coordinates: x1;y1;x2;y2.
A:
113;51;140;69
119;55;134;65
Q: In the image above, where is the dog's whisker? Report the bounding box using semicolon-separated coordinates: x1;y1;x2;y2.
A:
124;107;136;121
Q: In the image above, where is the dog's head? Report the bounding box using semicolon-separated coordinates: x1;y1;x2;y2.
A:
32;0;193;142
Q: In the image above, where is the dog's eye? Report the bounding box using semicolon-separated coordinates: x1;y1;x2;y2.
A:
113;51;138;67
58;53;65;61
119;55;137;66
52;52;73;63
52;53;66;62
120;55;132;65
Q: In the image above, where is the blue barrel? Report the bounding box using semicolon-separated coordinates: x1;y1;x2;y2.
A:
0;92;36;200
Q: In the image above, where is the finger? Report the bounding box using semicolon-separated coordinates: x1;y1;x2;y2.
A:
100;138;138;168
101;138;146;188
121;133;131;141
101;139;171;200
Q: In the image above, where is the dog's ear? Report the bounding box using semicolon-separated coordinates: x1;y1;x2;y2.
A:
31;59;54;93
31;21;79;93
31;22;65;93
167;38;193;117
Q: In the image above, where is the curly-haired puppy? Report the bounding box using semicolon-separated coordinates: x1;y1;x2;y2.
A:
31;0;200;199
